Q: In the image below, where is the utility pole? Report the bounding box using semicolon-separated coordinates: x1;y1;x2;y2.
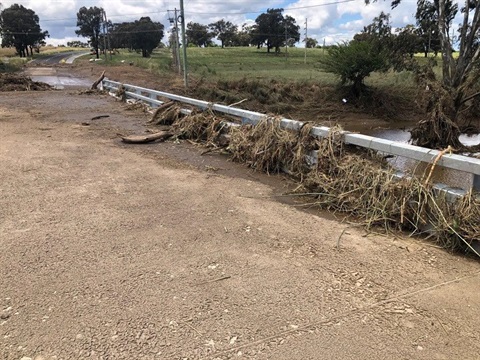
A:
168;9;181;74
285;21;288;62
304;18;308;64
167;10;176;67
174;8;181;74
179;0;188;88
102;9;108;61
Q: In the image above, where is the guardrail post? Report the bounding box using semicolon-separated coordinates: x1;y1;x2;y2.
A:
150;93;158;108
474;174;480;192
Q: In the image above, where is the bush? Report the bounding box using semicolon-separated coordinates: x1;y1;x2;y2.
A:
318;40;389;96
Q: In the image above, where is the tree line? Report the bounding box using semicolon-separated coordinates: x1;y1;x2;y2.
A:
75;6;165;59
185;8;300;53
0;4;301;58
78;7;301;58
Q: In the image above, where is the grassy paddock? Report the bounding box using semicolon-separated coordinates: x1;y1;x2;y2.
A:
86;48;173;73
91;46;431;90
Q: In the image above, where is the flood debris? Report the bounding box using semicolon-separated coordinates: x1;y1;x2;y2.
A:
91;70;105;90
91;115;110;120
149;101;185;125
0;73;51;91
120;131;173;144
142;103;480;254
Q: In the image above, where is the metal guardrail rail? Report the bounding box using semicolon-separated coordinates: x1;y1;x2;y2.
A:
102;79;480;196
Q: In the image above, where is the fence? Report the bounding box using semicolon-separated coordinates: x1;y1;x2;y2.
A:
102;79;480;198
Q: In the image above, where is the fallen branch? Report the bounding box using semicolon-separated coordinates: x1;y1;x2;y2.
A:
120;131;173;144
91;70;105;90
424;145;453;185
149;101;175;123
228;98;248;107
91;115;110;120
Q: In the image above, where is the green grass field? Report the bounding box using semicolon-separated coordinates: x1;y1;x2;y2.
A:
90;46;435;91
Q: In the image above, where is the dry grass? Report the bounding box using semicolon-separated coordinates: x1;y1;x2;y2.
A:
141;103;480;255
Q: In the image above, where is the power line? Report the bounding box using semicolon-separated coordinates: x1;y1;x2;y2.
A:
185;0;357;15
38;0;355;22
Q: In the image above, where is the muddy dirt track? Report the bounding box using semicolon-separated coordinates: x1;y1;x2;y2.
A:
1;88;480;360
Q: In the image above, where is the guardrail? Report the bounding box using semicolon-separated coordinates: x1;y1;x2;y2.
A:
102;79;480;197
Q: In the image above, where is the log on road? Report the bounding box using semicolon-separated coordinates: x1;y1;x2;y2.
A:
120;131;173;144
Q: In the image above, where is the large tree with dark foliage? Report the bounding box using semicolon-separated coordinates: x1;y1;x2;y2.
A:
130;17;164;57
0;4;49;57
252;8;300;53
186;22;213;47
76;6;103;59
109;18;163;57
209;19;237;48
109;22;134;50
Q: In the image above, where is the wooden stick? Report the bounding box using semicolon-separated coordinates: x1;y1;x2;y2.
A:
91;115;110;120
424;145;453;185
228;98;248;107
195;275;231;286
120;131;173;144
91;70;105;90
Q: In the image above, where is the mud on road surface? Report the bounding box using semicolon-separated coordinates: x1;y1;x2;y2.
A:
1;90;479;360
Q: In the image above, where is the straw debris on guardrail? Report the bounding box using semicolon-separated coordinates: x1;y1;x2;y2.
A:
127;98;480;255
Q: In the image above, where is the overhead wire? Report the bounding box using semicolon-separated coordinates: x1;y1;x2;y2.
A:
37;0;357;22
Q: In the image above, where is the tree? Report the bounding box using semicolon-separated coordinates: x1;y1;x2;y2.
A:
186;22;213;47
109;22;134;50
131;17;164;57
355;13;421;71
109;18;163;57
76;6;103;59
67;40;89;48
0;4;49;57
354;11;393;48
232;24;253;46
305;37;318;48
319;41;389;96
209;19;237;48
253;8;300;53
415;0;457;57
370;0;480;149
391;25;423;62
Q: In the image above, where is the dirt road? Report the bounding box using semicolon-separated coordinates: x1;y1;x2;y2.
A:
1;90;479;360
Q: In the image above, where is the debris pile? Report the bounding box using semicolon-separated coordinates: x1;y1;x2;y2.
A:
0;73;51;91
122;100;480;254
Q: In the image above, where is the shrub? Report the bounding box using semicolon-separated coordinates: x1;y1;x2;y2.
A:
318;40;389;96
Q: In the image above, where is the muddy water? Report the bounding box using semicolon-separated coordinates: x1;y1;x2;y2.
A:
25;67;91;90
366;128;480;191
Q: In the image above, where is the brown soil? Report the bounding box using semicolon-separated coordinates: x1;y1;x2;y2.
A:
1;89;479;360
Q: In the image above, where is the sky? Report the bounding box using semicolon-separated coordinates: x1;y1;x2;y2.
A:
0;0;422;46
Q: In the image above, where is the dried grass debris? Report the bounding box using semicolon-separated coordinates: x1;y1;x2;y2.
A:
149;101;185;125
228;117;316;175
172;109;228;146
144;100;479;254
